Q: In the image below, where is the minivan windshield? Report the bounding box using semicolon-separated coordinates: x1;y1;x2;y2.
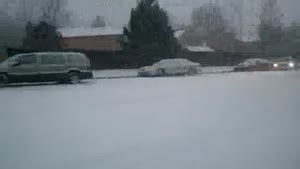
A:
0;57;15;66
0;56;18;67
0;59;7;65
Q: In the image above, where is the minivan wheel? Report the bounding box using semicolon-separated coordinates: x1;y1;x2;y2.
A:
0;74;8;86
68;72;80;84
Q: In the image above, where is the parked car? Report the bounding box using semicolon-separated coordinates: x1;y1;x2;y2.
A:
0;52;93;85
272;57;299;71
138;59;201;77
234;58;273;72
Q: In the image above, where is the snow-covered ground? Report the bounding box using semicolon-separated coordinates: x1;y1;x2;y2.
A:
201;66;234;74
1;71;300;169
93;67;233;78
93;69;138;79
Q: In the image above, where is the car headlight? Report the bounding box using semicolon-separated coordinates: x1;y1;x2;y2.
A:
289;62;295;68
273;63;279;68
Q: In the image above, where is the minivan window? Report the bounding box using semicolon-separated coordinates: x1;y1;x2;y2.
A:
67;54;81;65
41;54;65;65
17;55;37;65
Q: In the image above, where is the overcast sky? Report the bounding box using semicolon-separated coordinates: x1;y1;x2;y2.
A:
67;0;300;27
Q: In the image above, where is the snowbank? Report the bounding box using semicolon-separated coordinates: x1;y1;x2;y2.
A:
92;67;233;79
202;66;234;74
93;69;138;79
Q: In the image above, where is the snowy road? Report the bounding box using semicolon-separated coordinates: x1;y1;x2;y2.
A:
0;71;300;169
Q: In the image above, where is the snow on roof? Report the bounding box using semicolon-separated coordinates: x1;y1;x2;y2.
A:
174;30;185;38
58;27;123;38
186;45;214;52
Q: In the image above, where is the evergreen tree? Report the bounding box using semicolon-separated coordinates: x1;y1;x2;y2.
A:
23;21;62;51
122;0;179;58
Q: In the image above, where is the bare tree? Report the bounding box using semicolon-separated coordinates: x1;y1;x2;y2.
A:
19;0;30;21
191;3;227;35
40;0;70;27
258;0;283;52
14;0;72;27
15;0;42;23
91;16;106;28
183;3;238;52
0;3;24;49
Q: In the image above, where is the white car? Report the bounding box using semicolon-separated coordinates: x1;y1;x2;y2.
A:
234;58;273;72
138;59;201;77
272;57;298;71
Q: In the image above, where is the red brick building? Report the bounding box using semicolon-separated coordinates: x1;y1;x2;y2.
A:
58;27;123;51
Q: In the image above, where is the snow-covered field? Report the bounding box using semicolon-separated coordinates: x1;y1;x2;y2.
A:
93;67;233;79
201;66;234;74
93;69;138;79
0;71;300;169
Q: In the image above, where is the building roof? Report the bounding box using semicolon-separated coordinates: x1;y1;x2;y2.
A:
174;30;185;38
58;27;123;38
186;45;214;52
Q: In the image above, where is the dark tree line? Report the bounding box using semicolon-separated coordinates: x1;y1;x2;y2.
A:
23;21;62;51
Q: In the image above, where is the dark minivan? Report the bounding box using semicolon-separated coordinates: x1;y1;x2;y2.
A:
0;52;93;85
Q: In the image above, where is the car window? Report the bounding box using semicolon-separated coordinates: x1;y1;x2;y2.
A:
41;54;65;65
17;54;37;65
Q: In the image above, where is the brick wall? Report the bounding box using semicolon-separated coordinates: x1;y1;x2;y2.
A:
61;35;122;51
